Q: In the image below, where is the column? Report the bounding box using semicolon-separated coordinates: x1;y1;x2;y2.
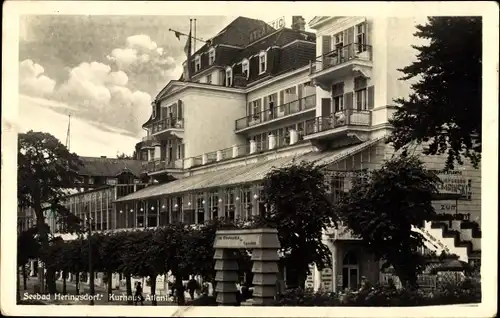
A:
249;140;257;154
216;150;223;162
251;231;280;305
202;154;208;165
232;145;239;158
268;134;276;150
214;249;239;306
289;129;298;145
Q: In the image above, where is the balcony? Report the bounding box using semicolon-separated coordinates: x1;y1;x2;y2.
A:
140;135;160;149
303;110;371;141
141;159;183;174
235;95;316;133
145;117;184;138
309;43;373;85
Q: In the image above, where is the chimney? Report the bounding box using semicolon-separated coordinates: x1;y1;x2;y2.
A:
292;16;306;31
101;156;107;158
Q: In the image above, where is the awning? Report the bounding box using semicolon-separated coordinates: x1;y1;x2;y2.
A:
115;137;384;203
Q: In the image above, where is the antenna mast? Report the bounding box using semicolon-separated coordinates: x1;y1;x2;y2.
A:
65;114;71;151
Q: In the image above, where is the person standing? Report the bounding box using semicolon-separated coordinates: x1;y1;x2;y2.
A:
134;282;144;305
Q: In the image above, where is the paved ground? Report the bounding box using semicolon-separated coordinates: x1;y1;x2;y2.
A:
20;277;200;306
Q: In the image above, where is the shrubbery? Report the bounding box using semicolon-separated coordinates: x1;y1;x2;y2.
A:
276;278;481;306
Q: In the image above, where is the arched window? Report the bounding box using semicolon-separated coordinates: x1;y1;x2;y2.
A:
225;67;233;87
343;251;358;265
208;47;216;65
241;58;250;79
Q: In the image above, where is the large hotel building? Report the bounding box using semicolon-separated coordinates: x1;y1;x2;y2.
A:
20;16;481;293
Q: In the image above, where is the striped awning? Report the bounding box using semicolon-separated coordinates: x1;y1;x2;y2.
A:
115;137;384;203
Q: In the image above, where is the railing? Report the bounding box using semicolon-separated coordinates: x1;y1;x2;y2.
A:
206;152;217;164
143;159;183;173
140;135;160;148
309;43;373;75
220;147;233;160
255;138;269;153
146;117;184;134
235;95;316;130
304;110;371;135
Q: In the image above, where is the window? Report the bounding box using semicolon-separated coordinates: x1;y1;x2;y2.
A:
176;143;184;160
355;89;367;111
331;176;345;203
224;189;235;220
196;193;205;224
88;177;94;185
240;188;252;220
334;31;344;48
259;51;267;74
225;67;233;87
332;82;344;113
356;23;367;53
194;55;201;72
354;77;368;111
208;47;216;65
206;74;212;84
251;100;262;119
242;59;249;79
208;192;219;220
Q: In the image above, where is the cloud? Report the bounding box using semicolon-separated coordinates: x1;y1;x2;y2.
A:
20;33;182;137
19;59;56;97
107;34;179;93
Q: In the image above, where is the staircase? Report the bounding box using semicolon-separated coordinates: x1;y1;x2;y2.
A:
413;219;482;263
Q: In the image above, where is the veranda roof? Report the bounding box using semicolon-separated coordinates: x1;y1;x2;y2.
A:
115;138;383;203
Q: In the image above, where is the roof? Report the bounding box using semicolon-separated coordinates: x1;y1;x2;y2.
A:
115;138;383;203
78;156;144;178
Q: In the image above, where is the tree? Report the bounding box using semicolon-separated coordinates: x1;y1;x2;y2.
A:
96;233;123;302
17;227;40;301
18;131;83;293
116;152;134;160
334;155;441;288
257;161;338;288
388;17;482;170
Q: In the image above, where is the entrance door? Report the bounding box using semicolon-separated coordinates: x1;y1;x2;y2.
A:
342;251;359;291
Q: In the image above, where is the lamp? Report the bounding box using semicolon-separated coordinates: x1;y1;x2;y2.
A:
202;200;206;204
130;209;133;213
253;194;259;200
174;203;178;208
235;196;240;201
162;205;166;209
140;208;143;212
188;202;192;206
218;198;222;203
151;206;155;210
119;210;123;214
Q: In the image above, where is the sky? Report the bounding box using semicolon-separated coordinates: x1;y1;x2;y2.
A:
17;15;314;157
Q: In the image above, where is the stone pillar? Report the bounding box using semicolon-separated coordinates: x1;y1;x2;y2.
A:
214;249;239;306
289;129;298;145
249;140;257;154
251;229;281;306
184;157;194;169
268;134;276;150
202;154;208;165
216;150;223;162
232;145;239;158
251;249;280;305
29;260;35;276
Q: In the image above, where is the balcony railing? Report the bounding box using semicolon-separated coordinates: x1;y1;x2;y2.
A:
235;95;316;131
142;159;183;173
309;43;373;75
304;110;371;135
147;117;184;134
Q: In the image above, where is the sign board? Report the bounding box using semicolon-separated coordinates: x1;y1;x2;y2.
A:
432;200;458;215
429;169;473;200
214;229;280;249
305;264;315;289
248;16;285;44
320;268;333;291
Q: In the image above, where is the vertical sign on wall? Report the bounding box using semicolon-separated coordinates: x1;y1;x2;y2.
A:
320;268;333;292
305;264;315;290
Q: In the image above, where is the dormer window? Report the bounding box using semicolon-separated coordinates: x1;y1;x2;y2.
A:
208;47;216;65
259;51;267;74
242;59;249;79
225;67;233;87
151;102;157;119
194;55;201;72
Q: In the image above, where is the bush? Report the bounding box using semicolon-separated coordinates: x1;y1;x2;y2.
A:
275;280;481;307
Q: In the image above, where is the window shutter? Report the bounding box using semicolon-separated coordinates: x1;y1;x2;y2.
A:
249;56;259;80
367;86;375;109
177;100;183;120
332;82;344;97
247;102;252;116
322;35;332;54
365;21;370;46
354;77;367;90
344;92;354;110
347;27;355;58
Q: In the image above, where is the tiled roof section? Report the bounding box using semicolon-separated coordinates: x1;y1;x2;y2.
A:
78;156;143;177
